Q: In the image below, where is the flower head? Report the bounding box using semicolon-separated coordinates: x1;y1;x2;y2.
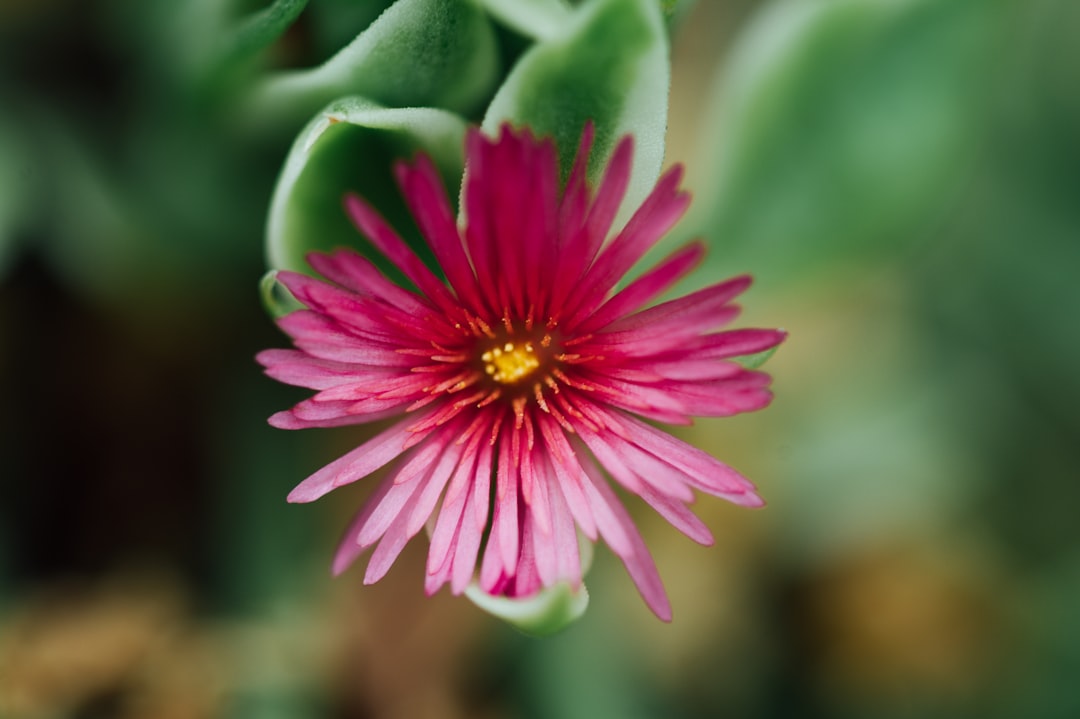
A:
258;123;785;621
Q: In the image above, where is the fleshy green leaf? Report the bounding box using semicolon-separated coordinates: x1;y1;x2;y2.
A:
688;0;1006;281
244;0;498;131
465;535;593;635
229;0;310;61
305;0;397;59
266;97;467;278
476;0;573;40
482;0;670;223
204;0;310;88
466;581;590;636
260;270;304;318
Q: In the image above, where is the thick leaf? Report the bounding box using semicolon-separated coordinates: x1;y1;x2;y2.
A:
476;0;573;40
260;270;304;318
465;534;593;634
483;0;670;222
466;581;590;636
305;0;397;59
204;0;310;89
228;0;310;61
689;0;1007;282
245;0;498;131
266;97;467;278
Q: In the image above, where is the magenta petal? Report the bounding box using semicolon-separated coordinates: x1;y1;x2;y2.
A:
450;483;486;594
546;458;583;585
637;484;714;546
286;415;425;503
261;122;783;623
331;477;394;576
687;328;788;360
564;165;691;316
614;413;764;506
572;241;705;333
493;427;520;575
363;509;414;585
258;349;384;391
535;417;598;540
580;456;672;621
530;504;559;587
353;435;456;547
396;157;486;315
600;275;752;337
344;194;461;317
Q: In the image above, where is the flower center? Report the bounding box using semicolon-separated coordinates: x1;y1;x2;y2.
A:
482;342;540;384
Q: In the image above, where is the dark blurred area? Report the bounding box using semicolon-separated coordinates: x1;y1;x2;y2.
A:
2;0;1080;718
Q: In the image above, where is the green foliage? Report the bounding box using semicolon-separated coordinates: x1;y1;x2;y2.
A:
266;98;467;277
243;0;499;131
476;0;573;40
466;581;590;636
211;0;311;84
484;0;669;214
267;0;675;288
691;0;1008;281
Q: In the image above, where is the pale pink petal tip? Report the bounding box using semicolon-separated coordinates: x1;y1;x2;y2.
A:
258;121;784;623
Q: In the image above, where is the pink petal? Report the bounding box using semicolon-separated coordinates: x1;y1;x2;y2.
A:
461;129;499;312
363;507;414;584
599;274;751;337
584;135;634;253
395;156;486;315
571;241;705;334
564;165;690;317
682;328;788;360
450;481;486;594
257;349;387;391
426;448;478;579
286;414;427;502
530;502;559;587
579;457;672;620
533;416;598;539
331;477;394;576
545;453;583;586
613;412;764;506
268;404;405;430
343;193;462;318
637;484;714;546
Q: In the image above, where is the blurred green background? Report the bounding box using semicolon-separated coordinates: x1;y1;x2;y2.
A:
2;0;1079;717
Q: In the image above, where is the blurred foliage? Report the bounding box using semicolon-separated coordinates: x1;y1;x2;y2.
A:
1;0;1079;717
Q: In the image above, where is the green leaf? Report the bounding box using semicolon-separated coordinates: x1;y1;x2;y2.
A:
689;0;1008;282
260;270;304;318
464;535;593;635
266;97;467;279
476;0;573;40
482;0;670;221
228;0;310;62
244;0;498;131
305;0;397;59
202;0;310;91
466;581;590;636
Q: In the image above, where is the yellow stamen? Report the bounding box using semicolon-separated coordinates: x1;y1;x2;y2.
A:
482;341;541;384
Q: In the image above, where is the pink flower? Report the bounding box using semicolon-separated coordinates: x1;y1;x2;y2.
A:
258;123;784;621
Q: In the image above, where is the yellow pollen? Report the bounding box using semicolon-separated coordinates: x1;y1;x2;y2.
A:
481;341;540;384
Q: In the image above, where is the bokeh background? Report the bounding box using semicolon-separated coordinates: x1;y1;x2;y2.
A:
2;0;1079;717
